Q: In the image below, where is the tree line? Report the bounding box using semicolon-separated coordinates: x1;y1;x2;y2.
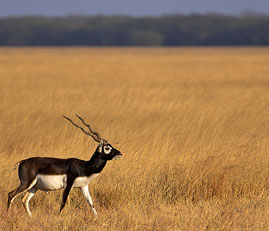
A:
0;14;269;46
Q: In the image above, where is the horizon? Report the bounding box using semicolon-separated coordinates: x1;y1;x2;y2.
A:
1;0;269;17
1;11;269;19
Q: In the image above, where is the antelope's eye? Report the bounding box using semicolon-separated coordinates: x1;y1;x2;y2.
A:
104;146;112;154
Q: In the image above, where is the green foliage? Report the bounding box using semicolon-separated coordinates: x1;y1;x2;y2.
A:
0;14;269;46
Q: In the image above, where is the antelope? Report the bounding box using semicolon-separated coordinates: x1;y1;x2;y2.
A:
7;115;122;217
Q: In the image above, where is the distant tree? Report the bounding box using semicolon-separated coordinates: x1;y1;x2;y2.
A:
126;30;164;46
0;14;269;46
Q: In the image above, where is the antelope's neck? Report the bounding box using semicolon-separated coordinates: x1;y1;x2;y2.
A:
86;153;107;174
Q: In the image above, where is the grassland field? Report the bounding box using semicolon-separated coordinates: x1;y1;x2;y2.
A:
0;47;268;231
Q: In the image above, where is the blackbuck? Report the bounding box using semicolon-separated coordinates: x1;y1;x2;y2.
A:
7;115;122;216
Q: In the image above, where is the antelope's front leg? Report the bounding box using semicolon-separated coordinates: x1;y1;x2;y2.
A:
80;186;97;216
60;177;75;214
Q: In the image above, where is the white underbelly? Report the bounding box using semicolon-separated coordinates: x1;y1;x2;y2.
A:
34;173;100;191
35;174;67;191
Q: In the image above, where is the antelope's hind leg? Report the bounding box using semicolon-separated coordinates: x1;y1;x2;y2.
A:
22;187;37;216
7;178;37;212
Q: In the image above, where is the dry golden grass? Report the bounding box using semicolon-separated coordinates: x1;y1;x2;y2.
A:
0;47;268;231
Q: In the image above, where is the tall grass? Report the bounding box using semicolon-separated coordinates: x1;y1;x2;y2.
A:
0;47;268;230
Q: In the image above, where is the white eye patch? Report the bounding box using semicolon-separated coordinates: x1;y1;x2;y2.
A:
103;145;112;154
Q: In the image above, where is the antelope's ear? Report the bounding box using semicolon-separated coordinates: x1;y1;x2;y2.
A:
98;140;104;152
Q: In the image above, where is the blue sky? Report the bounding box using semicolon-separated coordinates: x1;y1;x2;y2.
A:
0;0;269;17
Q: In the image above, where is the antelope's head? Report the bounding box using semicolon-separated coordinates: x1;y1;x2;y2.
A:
63;114;122;161
97;140;122;160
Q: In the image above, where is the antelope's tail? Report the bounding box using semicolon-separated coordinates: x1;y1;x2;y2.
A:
13;162;21;171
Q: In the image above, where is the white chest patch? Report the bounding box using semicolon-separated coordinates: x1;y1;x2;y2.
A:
34;173;100;191
73;174;100;188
